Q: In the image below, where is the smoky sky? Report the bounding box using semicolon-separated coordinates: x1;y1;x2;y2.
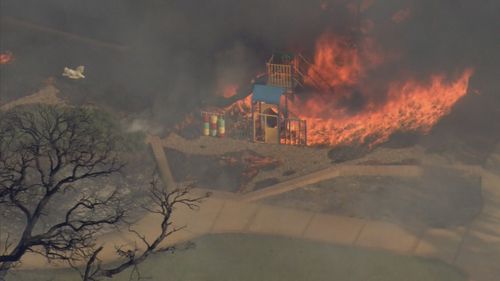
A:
0;0;499;125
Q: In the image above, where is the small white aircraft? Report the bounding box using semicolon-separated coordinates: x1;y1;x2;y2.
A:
62;65;85;79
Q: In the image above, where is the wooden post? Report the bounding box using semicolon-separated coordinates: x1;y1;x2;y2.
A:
286;119;289;145
252;101;255;142
304;120;307;146
277;106;281;144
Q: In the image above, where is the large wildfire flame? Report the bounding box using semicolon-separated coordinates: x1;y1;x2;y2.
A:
222;32;473;147
294;69;473;146
294;33;473;147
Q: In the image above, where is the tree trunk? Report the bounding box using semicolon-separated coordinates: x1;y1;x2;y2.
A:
0;261;14;280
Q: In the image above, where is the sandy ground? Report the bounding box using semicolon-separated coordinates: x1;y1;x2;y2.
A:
0;82;65;111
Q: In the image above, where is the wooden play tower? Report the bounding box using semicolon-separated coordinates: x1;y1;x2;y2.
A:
251;53;307;146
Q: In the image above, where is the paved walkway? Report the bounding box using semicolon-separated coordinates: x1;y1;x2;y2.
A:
148;135;176;188
17;151;500;281
151;138;500;281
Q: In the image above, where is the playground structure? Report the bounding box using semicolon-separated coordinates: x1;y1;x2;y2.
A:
250;84;307;145
251;53;307;145
200;52;340;146
202;53;312;146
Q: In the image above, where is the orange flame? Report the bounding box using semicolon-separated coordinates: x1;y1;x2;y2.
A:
0;51;14;64
292;32;474;147
294;69;473;147
224;94;252;118
222;84;238;98
305;35;363;93
218;32;473;148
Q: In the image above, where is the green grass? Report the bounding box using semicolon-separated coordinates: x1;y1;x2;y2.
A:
7;234;467;281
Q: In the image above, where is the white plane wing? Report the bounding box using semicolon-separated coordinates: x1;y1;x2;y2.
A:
62;66;85;79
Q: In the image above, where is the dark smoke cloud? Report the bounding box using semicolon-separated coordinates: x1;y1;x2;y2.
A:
1;0;334;122
1;0;499;128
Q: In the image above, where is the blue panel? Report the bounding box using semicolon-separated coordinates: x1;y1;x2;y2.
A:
252;84;284;105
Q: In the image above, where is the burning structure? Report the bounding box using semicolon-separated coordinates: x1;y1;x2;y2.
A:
251;53;307;145
1;1;489;153
214;32;473;149
207;42;472;149
201;53;309;146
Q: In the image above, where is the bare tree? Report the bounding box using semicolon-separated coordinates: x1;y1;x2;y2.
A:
0;105;208;280
75;180;207;281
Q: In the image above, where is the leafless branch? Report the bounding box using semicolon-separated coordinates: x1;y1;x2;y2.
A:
0;105;208;281
0;106;126;279
81;179;209;280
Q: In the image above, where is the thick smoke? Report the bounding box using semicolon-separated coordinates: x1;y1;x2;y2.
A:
0;0;499;130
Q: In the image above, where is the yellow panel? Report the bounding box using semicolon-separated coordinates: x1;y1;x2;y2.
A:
265;126;278;144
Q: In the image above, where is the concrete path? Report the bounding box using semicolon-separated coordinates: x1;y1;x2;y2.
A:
131;166;500;281
148;135;176;188
451;168;500;281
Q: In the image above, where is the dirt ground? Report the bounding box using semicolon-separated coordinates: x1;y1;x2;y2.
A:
163;133;453;188
166;148;280;192
163;133;332;192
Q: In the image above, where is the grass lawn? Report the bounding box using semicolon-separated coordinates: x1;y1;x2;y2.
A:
7;234;466;281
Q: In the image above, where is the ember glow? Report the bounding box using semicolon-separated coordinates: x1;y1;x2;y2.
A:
222;84;238;98
0;51;14;64
225;94;252;117
294;69;473;147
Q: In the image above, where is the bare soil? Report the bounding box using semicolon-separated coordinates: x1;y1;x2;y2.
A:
166;148;280;192
163;133;332;192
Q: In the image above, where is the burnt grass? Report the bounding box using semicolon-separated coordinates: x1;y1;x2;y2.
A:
254;178;280;190
328;144;371;163
265;166;483;229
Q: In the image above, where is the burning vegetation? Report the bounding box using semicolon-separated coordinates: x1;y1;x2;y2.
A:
293;32;473;147
221;31;473;148
295;68;473;147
